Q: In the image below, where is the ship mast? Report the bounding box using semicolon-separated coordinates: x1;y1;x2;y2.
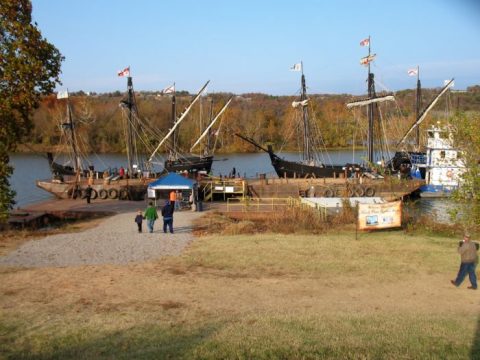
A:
300;62;312;163
397;79;454;146
122;76;140;176
414;66;422;147
366;36;376;164
65;95;81;173
148;81;210;163
171;83;177;159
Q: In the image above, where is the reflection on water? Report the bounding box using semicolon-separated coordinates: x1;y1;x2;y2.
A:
8;151;459;224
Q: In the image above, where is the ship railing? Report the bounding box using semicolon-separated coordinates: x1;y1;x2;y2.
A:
226;197;294;212
201;178;246;201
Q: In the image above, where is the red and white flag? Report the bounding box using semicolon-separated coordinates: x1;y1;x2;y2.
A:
407;68;418;77
360;38;370;47
162;84;175;94
117;67;130;77
360;54;376;66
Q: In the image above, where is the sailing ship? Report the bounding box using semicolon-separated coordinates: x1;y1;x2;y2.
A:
236;62;353;179
148;81;215;174
37;69;154;200
393;79;465;198
387;69;454;178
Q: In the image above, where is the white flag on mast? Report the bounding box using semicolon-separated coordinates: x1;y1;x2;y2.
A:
162;84;175;94
407;68;418;76
56;90;69;99
290;63;302;72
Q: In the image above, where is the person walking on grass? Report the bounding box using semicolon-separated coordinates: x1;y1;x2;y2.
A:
134;210;144;233
451;232;479;290
144;202;158;233
162;200;175;234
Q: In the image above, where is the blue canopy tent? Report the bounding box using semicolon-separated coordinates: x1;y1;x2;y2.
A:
147;173;197;206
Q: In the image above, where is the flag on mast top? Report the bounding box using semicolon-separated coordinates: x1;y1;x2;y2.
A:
360;38;370;47
162;84;175;94
407;68;418;77
290;63;302;72
117;67;130;77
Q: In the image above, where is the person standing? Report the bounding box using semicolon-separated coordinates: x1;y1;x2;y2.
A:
85;185;93;204
134;210;144;233
144;202;158;233
162;200;175;234
175;190;182;211
451;233;479;290
169;190;176;209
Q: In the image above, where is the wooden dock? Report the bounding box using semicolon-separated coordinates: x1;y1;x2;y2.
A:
7;199;148;228
243;176;424;201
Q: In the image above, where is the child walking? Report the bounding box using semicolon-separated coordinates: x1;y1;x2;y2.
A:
134;210;144;233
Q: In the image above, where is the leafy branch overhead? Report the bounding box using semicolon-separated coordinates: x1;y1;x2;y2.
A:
0;0;63;221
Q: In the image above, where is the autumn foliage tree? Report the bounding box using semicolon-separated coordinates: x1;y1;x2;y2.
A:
0;0;63;221
451;111;480;228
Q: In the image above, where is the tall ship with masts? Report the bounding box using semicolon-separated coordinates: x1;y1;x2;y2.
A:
147;81;232;174
236;62;351;178
36;67;155;200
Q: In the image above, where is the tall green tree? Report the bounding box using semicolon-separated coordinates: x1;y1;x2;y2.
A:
451;111;480;228
0;0;63;221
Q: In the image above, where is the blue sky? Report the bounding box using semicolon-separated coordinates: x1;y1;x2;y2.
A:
32;0;480;95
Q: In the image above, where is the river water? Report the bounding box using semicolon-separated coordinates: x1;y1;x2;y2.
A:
9;151;455;222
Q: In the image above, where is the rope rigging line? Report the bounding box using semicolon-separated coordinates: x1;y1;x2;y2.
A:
308;99;335;167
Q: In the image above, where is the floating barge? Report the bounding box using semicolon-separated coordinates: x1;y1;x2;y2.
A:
221;176;424;202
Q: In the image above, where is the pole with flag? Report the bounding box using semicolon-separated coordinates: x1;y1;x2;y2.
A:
290;62;303;74
117;66;130;77
117;66;137;174
412;66;421;147
57;89;82;175
162;83;175;95
360;35;376;164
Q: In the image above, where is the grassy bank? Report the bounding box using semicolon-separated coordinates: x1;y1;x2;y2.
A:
1;229;479;359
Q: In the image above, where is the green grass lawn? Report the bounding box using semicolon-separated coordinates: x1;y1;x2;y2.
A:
1;229;479;359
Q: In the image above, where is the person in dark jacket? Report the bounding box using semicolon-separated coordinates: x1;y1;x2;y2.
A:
134;210;144;233
85;185;93;204
161;200;175;234
451;232;479;289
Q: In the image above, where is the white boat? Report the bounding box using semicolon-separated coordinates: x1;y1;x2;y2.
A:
419;125;465;197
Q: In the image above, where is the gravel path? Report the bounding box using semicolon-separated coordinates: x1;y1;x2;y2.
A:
0;210;204;268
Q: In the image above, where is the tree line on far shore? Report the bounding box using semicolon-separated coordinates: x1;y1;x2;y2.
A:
23;86;480;156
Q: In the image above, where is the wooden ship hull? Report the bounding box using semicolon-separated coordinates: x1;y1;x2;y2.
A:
36;177;153;201
246;176;424;201
164;155;213;174
267;148;357;179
